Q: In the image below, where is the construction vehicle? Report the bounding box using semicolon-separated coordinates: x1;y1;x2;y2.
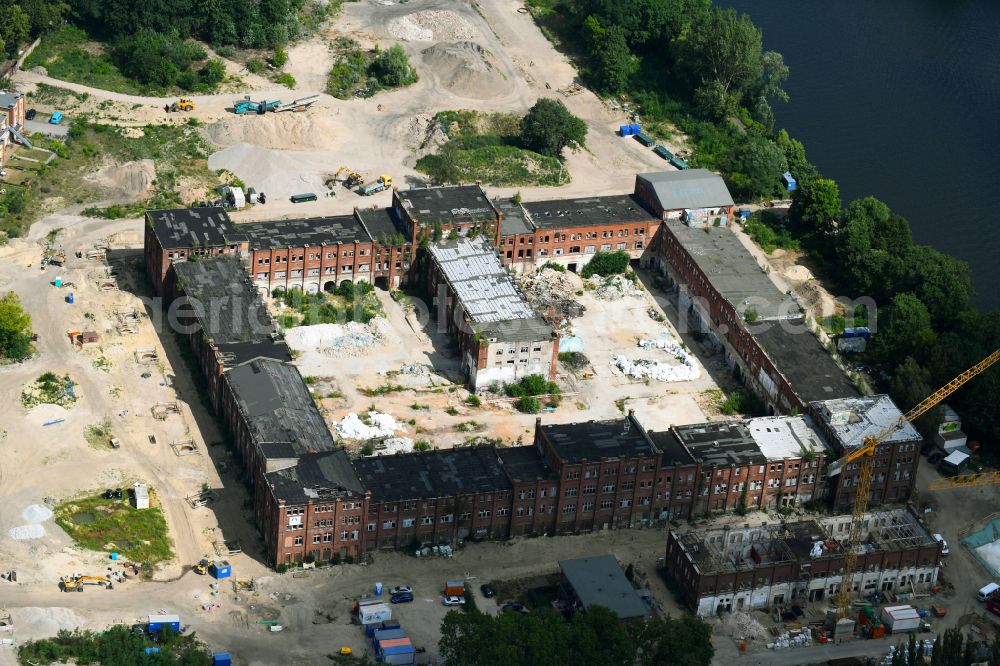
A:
831;347;1000;620
333;166;365;188
277;95;319;112
194;559;211;575
233;97;282;115
359;175;392;196
169;98;195;113
61;575;112;592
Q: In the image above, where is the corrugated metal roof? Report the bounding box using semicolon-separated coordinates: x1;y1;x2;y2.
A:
638;169;735;210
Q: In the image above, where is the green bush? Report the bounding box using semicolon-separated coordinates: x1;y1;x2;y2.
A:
370;44;418;87
506;374;559;398
247;58;265;74
273;47;289;68
514;395;541;414
274;72;296;88
581;250;630;278
465;394;482;407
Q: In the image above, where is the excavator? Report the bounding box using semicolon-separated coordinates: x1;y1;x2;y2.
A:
831;347;1000;620
333;166;365;188
61;575;113;592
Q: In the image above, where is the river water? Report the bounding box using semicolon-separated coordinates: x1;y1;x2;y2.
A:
719;0;1000;310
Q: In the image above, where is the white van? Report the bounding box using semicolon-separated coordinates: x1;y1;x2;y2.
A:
933;533;949;555
977;582;999;602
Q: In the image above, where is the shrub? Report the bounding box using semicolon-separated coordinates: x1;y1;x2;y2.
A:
464;395;481;407
581;250;630;278
370;44;418;87
247;58;264;74
274;72;296;88
514;396;541;413
272;47;288;69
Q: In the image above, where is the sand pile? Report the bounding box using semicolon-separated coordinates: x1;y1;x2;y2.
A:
85;159;155;200
14;607;86;637
421;42;511;99
25;404;70;427
204;112;339;151
388;10;478;42
208;143;328;199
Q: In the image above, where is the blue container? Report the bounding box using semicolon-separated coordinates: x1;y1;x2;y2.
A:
212;652;232;666
374;581;383;596
381;620;400;631
619;125;632;136
66;292;74;304
629;123;640;135
110;552;119;561
54;277;62;287
782;171;797;191
145;648;160;655
381;645;415;657
209;562;232;579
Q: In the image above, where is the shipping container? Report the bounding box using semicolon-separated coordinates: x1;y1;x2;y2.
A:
148;614;181;633
381;645;416;657
444;581;465;596
782;171;798;192
378;638;412;650
290;193;318;203
881;605;921;633
372;628;406;645
357;603;391;625
212;652;232;666
210;561;232;579
653;145;673;160
382;653;416;666
619;125;633;137
633;131;655;147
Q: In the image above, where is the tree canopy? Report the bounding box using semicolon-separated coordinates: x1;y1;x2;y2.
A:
438;606;713;666
0;292;32;361
521;98;588;158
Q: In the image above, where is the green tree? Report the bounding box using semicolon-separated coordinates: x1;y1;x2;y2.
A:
581;250;630;278
726;133;787;201
593;25;637;94
370;44;418;88
632;614;715;666
19;0;70;37
870;293;936;369
0;5;31;57
0;292;32;360
788;177;840;236
521;98;587;158
199;58;226;86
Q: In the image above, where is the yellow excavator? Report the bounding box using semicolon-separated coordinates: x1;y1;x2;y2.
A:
832;347;1000;619
168;98;195;113
333;166;365;188
61;575;113;592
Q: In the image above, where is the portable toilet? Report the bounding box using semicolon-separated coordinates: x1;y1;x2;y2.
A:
782;171;797;192
209;560;232;579
375;581;383;596
66;292;74;304
54;277;62;287
212;652;232;666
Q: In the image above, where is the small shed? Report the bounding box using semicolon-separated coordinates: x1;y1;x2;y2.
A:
941;449;970;473
77;331;99;346
357;602;391;625
133;483;149;510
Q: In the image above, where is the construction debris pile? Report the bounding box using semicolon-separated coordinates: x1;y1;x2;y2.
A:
722;611;769;641
589;274;643;300
387;10;478;42
522;269;585;322
612;335;700;382
334;411;405;441
284;321;386;357
766;628;813;650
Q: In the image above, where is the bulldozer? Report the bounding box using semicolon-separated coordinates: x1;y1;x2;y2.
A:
61;575;112;592
168;98;195;113
194;559;211;575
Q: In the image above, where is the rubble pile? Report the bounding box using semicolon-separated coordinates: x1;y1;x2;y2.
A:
612;334;700;382
334;411;405;440
590;274;643;300
723;611;769;641
285;321;386;358
522;269;585;321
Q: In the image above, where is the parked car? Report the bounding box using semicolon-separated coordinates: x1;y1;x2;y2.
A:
25;108;36;120
479;584;495;598
501;602;527;614
389;586;412;595
442;595;465;606
933;533;950;555
390;592;414;604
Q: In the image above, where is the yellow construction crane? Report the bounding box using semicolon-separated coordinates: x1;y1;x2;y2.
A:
831;347;1000;619
928;470;1000;491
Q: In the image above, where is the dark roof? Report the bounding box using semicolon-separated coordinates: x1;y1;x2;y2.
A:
357;207;408;243
225;358;335;459
0;91;23;109
752;324;860;404
215;340;291;366
495;198;534;237
147;208;237;250
266;450;366;503
636;169;735;210
541;415;657;464
669;421;767;467
238;215;371;249
646;430;696;468
559;554;649;620
397;185;498;225
172;256;279;346
353;448;511;502
523;195;655;229
498;445;559;482
474;317;555;343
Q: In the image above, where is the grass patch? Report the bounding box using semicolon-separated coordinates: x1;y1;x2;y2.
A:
55;492;173;564
24;26;144;95
360;383;405;397
20;372;76;408
83;418;114;450
455;420;482;433
718;389;766;417
416;110;570;187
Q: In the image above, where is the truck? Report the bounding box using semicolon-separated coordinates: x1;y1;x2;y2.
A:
359;175;392;196
881;605;922;634
444;581;466;597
